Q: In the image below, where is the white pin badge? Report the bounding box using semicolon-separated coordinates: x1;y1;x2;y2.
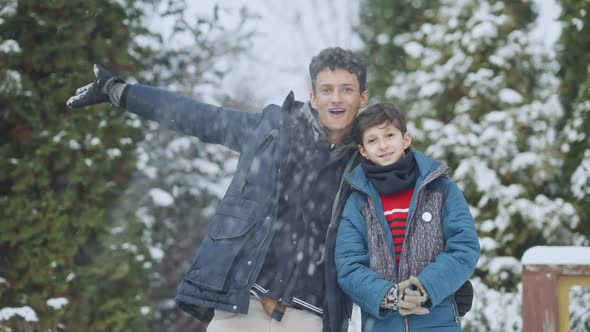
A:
422;212;433;222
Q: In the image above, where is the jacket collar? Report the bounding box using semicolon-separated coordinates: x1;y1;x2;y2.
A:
299;100;323;139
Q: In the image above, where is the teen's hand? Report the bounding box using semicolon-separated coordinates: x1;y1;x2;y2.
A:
67;64;124;108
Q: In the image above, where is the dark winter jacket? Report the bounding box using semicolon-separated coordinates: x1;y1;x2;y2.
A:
122;84;357;332
335;151;480;332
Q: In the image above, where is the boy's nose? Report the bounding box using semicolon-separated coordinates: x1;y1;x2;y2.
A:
331;91;342;103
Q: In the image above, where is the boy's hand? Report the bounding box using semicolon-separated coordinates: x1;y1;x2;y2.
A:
380;279;408;310
380;278;429;315
67;64;124;108
398;276;429;315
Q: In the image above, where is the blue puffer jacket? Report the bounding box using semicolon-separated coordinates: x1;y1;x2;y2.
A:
123;84;355;332
335;151;480;332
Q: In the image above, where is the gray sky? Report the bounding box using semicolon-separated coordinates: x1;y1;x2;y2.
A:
149;0;560;106
213;1;361;105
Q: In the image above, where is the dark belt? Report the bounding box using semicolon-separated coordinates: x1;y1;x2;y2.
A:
262;297;294;321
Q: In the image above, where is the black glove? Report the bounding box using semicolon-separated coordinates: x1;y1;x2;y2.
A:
455;280;473;317
67;64;124;108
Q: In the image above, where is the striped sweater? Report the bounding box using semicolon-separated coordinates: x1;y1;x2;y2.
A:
380;188;414;265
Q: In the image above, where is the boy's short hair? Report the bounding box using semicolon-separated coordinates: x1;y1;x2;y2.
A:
353;103;407;145
309;47;367;93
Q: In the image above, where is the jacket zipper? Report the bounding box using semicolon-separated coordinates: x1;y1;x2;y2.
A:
449;296;460;323
404;316;410;332
318;151;358;266
239;129;278;192
244;129;280;284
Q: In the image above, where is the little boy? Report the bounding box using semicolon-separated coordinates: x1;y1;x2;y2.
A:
335;103;480;332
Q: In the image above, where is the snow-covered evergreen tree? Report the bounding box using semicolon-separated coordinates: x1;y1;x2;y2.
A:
562;71;590;237
0;0;255;330
358;0;588;330
357;0;440;100
559;0;590;240
0;0;154;330
556;2;590;330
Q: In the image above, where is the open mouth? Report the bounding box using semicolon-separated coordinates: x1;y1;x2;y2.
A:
328;108;346;117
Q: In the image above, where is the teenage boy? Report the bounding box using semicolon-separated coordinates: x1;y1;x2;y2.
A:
335;103;480;332
68;47;367;332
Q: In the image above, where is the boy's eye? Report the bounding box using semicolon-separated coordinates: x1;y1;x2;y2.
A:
320;87;332;95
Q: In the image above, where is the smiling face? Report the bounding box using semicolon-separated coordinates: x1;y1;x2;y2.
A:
310;68;368;140
358;122;412;167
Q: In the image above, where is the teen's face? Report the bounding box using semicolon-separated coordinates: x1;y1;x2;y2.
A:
359;122;412;167
310;68;368;132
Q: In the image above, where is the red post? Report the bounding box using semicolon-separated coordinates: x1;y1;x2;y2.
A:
522;265;559;332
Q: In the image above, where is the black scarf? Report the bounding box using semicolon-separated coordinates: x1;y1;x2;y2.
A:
361;149;419;195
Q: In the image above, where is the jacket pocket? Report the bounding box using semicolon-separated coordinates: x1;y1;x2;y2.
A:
185;197;260;292
207;197;259;239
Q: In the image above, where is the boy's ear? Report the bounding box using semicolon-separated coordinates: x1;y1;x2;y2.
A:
310;90;317;109
360;90;369;108
358;144;369;159
403;132;412;149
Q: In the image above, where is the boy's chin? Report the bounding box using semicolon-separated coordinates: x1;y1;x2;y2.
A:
323;124;352;134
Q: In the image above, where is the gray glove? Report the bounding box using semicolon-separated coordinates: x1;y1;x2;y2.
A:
398;276;429;316
67;64;126;108
381;277;429;316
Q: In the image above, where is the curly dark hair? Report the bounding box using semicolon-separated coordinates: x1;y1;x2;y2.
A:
309;47;367;93
352;103;407;145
